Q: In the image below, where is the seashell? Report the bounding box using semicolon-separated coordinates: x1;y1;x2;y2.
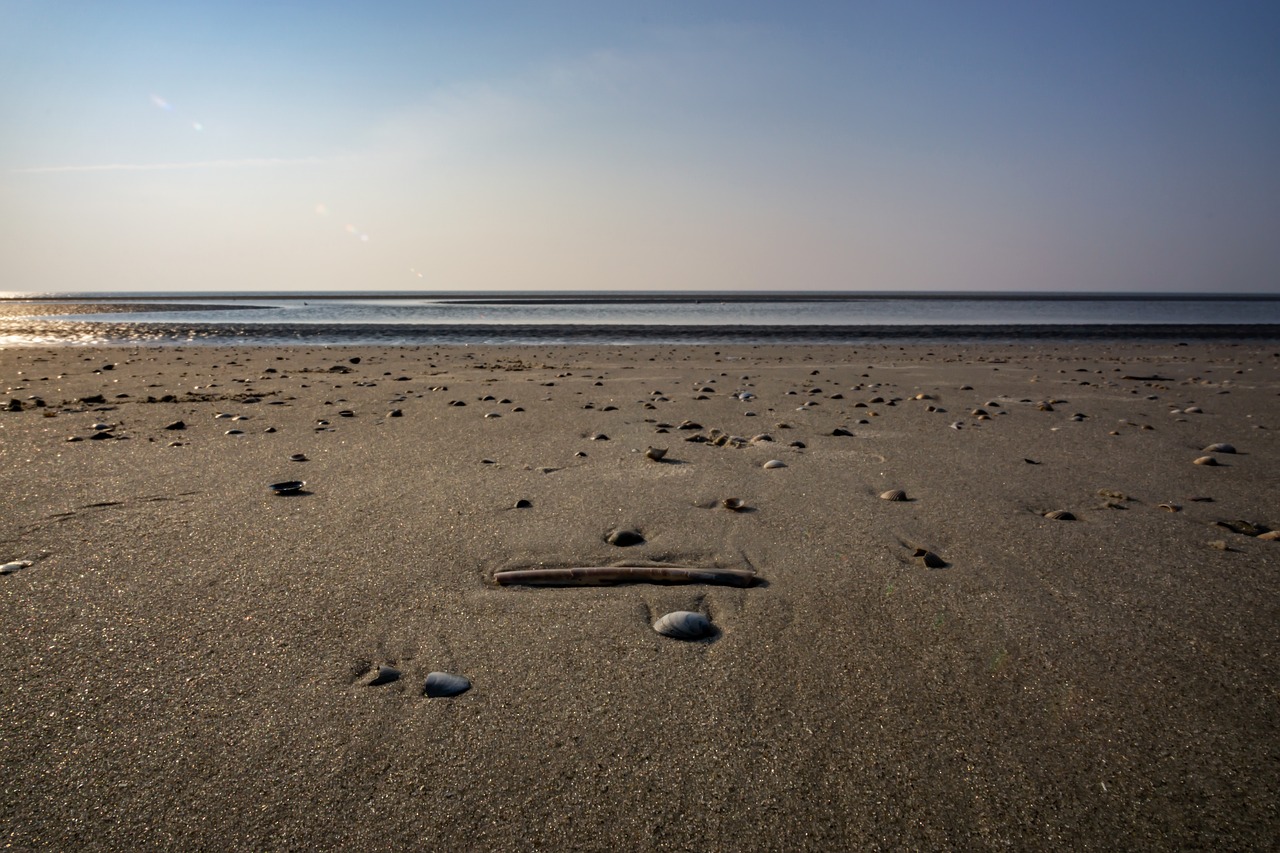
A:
367;664;401;686
913;393;932;400
1259;530;1280;541
1193;456;1219;466
1214;519;1267;537
339;410;355;418
590;433;609;441
1158;503;1181;512
424;671;471;698
268;480;305;494
644;446;667;461
1037;403;1054;412
1;560;34;575
722;497;747;511
514;499;533;509
831;427;853;437
970;408;988;417
879;489;908;502
484;412;501;418
1184;406;1203;414
606;529;645;547
1202;443;1235;454
913;548;946;569
653;610;715;641
215;413;233;419
225;429;244;436
289;453;308;462
1044;510;1075;521
89;431;114;440
762;459;786;469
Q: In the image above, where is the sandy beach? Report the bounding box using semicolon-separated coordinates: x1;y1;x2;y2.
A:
2;342;1277;850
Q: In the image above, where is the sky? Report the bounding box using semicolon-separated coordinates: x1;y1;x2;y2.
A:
2;1;1278;294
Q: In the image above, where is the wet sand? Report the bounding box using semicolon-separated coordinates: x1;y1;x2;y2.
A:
2;343;1278;850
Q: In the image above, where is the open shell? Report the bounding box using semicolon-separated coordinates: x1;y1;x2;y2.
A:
1043;510;1076;521
424;671;471;698
653;610;715;641
913;548;947;569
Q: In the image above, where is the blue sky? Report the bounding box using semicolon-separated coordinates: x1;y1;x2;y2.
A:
2;1;1278;293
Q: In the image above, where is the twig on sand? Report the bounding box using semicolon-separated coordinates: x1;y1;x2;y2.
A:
494;566;759;587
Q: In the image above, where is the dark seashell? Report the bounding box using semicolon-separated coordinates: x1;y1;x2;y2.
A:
913;548;946;569
1214;519;1268;537
514;499;533;509
89;431;114;440
1043;510;1075;521
879;489;907;502
722;497;747;512
831;427;853;437
163;420;186;430
388;409;403;417
424;671;470;697
289;453;308;462
653;610;715;641
367;665;400;686
268;480;305;494
1203;443;1235;454
606;529;645;547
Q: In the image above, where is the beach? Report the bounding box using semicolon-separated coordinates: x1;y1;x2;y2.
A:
2;342;1277;850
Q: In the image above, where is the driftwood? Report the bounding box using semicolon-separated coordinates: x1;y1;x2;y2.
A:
494;566;759;588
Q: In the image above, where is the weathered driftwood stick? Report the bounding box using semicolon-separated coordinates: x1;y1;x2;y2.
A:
494;566;759;587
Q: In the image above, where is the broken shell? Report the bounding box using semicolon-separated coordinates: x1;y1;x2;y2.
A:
762;459;786;469
879;489;908;502
1202;443;1236;454
644;446;667;461
1158;503;1182;512
1193;456;1219;466
653;610;715;641
367;665;401;686
1043;510;1076;521
424;671;471;698
913;548;946;569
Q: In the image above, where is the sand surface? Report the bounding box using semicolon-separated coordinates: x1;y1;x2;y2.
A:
2;343;1278;851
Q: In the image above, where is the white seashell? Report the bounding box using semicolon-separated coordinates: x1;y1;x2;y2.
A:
424;671;471;697
1;560;34;575
653;610;715;640
762;459;786;469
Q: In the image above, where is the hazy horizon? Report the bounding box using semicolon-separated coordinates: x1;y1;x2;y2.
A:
3;2;1279;295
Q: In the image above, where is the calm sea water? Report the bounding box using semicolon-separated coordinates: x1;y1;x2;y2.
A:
2;291;1278;346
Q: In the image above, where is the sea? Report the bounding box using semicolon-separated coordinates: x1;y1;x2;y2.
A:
1;291;1279;347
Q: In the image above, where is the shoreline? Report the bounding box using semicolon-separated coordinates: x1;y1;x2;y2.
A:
2;319;1279;347
3;342;1277;850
